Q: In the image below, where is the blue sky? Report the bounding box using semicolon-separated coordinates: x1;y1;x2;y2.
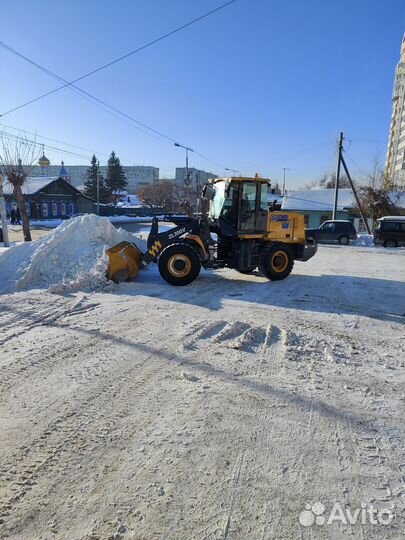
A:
0;0;403;188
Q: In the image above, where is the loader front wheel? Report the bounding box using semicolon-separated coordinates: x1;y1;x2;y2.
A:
158;243;201;286
259;245;294;281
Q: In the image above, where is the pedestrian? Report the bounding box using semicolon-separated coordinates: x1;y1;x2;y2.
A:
15;207;21;225
10;208;16;225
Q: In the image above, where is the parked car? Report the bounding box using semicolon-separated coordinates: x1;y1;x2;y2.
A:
306;220;357;245
373;216;405;248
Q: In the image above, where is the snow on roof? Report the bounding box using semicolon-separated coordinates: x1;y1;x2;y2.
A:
116;194;143;208
378;215;405;221
268;193;282;203
2;176;60;196
282;189;355;211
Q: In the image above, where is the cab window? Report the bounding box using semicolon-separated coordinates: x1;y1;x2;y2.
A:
240;183;257;230
241;183;256;212
260;183;269;211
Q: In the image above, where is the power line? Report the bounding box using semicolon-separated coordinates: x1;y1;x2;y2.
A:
0;3;236;170
0;122;108;158
0;53;234;175
0;41;182;144
347;136;386;144
0;0;237;118
344;152;371;177
0;131;92;160
239;140;334;172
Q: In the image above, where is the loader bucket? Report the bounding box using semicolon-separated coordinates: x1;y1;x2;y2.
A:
106;241;143;283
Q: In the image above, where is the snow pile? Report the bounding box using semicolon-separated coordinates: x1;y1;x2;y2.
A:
0;215;146;294
353;234;374;247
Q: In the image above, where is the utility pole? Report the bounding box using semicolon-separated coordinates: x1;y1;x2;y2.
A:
332;132;344;220
174;142;194;204
331;132;371;234
340;154;372;235
96;161;100;216
0;175;10;247
196;171;200;213
282;168;291;196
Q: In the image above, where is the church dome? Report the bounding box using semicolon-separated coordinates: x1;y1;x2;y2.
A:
59;160;69;178
38;153;50;167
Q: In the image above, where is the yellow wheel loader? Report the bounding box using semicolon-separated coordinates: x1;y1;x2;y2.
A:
106;177;317;286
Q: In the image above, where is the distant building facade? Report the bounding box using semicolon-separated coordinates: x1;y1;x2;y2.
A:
175;168;217;190
27;164;159;192
386;34;405;189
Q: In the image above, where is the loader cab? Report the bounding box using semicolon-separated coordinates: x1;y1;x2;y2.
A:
208;177;269;235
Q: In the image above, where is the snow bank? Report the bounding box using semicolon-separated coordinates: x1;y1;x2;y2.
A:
0;215;146;294
353;234;374;247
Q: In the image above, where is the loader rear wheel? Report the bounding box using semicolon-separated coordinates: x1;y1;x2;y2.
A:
259;245;294;281
238;267;256;274
158;243;201;286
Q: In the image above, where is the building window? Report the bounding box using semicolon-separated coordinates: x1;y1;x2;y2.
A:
67;203;75;216
41;203;48;217
303;214;309;226
60;202;66;216
51;202;58;217
25;202;31;217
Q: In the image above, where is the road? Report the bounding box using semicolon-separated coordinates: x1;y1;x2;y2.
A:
0;245;404;539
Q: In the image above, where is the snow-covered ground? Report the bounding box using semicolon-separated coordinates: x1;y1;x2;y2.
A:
0;242;404;539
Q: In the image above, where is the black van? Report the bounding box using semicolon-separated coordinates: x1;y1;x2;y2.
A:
373;216;405;248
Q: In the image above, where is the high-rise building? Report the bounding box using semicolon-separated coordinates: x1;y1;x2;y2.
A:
385;34;405;189
175;167;217;189
27;164;159;192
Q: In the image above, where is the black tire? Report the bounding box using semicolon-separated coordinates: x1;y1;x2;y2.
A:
258;245;294;281
158;242;201;286
384;239;398;248
238;267;256;274
338;235;350;245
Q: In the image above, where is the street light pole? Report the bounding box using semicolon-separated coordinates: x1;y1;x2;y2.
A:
174;142;194;203
0;175;10;247
96;161;100;216
282;168;291;196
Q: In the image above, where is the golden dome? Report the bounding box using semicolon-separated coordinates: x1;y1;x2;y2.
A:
38;153;50;167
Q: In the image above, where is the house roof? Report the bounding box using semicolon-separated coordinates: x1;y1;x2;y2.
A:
282;189;356;211
2;176;60;195
3;176;94;200
281;188;405;212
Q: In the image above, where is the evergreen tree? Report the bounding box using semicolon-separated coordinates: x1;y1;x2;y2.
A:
105;151;127;201
83;154;109;202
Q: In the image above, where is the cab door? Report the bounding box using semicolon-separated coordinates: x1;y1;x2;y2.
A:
239;182;257;232
256;182;269;232
238;182;268;233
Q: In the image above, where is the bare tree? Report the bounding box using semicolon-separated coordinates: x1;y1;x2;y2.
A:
301;173;351;190
356;155;402;220
0;133;39;241
320;173;351;189
137;181;180;211
357;186;398;221
364;153;385;189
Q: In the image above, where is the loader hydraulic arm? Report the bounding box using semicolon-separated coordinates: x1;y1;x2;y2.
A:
141;217;199;267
